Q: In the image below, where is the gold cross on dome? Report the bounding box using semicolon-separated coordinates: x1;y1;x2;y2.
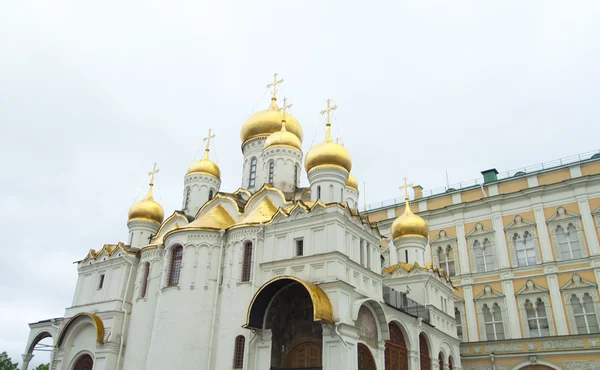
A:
399;176;413;200
281;97;293;115
148;163;160;186
203;128;216;151
320;99;338;125
266;73;284;99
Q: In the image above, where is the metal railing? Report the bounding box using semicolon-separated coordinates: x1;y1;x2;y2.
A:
382;285;430;323
364;149;600;212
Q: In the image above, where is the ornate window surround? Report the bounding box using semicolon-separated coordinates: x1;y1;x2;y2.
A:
466;223;497;273
454;301;466;341
561;274;600;334
431;230;459;276
505;215;542;268
592;206;600;244
474;285;511;340
547;206;587;261
515;280;555;338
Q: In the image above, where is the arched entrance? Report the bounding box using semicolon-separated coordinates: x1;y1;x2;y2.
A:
357;343;376;370
73;354;93;370
520;366;555;370
385;322;409;370
284;342;321;368
419;333;431;370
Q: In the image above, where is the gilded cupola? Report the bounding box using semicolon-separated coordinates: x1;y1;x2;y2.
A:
241;74;303;145
346;173;358;190
391;179;428;241
128;164;165;224
305;99;352;173
264;98;302;151
187;128;221;179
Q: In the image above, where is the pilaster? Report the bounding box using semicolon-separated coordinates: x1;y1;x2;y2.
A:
463;284;479;342
546;271;569;335
576;197;600;255
532;202;554;263
491;213;510;269
501;276;521;339
455;222;470;275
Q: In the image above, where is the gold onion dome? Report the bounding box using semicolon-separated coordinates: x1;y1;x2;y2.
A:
391;195;428;240
241;98;303;145
346;173;358;190
305;124;352;173
187;148;221;179
128;184;164;224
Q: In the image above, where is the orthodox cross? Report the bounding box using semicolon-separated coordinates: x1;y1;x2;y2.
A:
148;163;160;186
320;99;338;125
203;128;216;151
399;176;413;200
281;97;292;115
147;233;155;243
266;73;284;98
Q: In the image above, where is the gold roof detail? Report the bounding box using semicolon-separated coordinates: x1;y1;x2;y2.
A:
187;128;221;178
383;262;455;286
128;163;165;224
305;99;352;173
241;74;303;145
346;173;358;190
391;177;428;240
186;205;235;231
56;312;105;347
232;196;279;228
264;98;302;151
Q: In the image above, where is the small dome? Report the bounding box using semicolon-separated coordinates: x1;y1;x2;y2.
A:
241;98;303;145
187;150;221;179
305;137;352;173
264;121;302;150
346;173;358;190
391;203;428;240
128;186;164;224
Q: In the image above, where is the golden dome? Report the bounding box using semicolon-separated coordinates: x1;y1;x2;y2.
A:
187;149;221;179
241;98;303;145
346;173;358;190
305;124;352;173
391;199;428;240
264;120;302;150
128;185;164;224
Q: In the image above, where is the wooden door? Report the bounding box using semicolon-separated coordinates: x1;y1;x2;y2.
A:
357;343;377;370
284;342;322;368
73;354;94;370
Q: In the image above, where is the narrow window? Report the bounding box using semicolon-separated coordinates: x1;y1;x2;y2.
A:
208;189;214;200
140;262;150;298
317;185;321;200
455;307;464;341
98;274;105;289
405;250;408;263
359;242;365;266
296;239;304;256
571;293;600;334
525;298;549;337
168;246;183;287
483;303;505;340
268;162;274;184
241;242;253;282
184;188;191;208
128;232;133;245
340;188;344;203
366;244;371;269
514;232;536;266
248;157;257;187
329;184;334;200
233;335;245;369
293;164;299;187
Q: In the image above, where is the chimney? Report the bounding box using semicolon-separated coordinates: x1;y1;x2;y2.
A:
481;168;499;184
412;185;423;199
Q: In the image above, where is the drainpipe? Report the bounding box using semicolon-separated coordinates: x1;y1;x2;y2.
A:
334;323;349;348
116;256;135;370
206;229;227;370
490;352;496;370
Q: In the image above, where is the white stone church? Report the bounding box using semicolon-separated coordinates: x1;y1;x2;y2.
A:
23;77;460;370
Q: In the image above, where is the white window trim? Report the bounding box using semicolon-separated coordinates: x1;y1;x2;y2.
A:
515;280;555;338
561;274;600;334
466;223;498;273
454;303;466;341
431;231;459;277
505;215;542;267
547;207;587;261
474;285;511;340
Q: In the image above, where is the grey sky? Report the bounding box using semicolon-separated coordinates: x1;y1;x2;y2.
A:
1;0;599;367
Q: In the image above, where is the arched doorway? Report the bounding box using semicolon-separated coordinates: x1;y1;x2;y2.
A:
385;322;409;370
357;343;376;370
73;354;93;370
419;333;431;370
284;342;321;368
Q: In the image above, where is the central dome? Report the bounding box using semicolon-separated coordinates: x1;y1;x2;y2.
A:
305;128;352;173
241;98;303;145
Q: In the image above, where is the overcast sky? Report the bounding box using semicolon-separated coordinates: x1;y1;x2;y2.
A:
1;0;600;367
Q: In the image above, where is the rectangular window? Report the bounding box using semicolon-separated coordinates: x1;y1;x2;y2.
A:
359;241;365;266
98;274;105;289
296;239;304;256
366;244;371;269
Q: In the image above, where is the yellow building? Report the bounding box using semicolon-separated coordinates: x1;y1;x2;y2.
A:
369;151;600;370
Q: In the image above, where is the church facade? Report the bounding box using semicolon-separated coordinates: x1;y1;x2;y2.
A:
22;77;460;370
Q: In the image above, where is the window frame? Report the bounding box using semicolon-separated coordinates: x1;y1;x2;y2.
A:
248;157;257;188
233;335;245;369
516;280;555;338
268;161;275;184
241;242;253;282
295;238;304;257
454;306;465;341
431;231;459;276
98;273;105;290
547;207;587;261
474;285;510;341
168;245;183;287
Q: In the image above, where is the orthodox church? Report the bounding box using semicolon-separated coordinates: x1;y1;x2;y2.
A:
23;75;460;370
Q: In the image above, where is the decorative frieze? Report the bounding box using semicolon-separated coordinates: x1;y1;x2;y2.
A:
561;361;600;370
541;338;584;350
485;342;523;353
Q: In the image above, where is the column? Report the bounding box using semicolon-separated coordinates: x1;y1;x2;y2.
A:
546;273;569;335
501;279;522;339
455;223;470;275
492;213;510;269
409;350;420;370
463;285;479;342
576;197;600;255
532;204;554;262
21;354;33;370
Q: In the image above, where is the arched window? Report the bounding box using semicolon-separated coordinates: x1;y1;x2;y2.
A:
208;189;214;200
557;224;582;260
385;322;408;370
474;239;494;272
514;232;536;266
449;356;454;370
419;333;431;370
233;335;245;369
293;164;299;187
438;245;456;276
241;242;253;282
268;162;275;184
483;303;505;340
340;188;344;203
184;188;191;208
140;262;150;298
455;307;464;341
168;246;183;287
317;186;321;200
73;354;94;370
571;293;600;334
525;298;549;337
438;353;444;370
329;184;334;200
248;157;257;187
405;250;408;263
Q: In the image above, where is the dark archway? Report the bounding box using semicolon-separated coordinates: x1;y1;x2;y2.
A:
357;343;376;370
419;333;431;370
73;354;93;370
385;322;409;370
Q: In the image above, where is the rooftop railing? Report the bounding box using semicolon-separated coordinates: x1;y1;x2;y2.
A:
382;285;430;323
